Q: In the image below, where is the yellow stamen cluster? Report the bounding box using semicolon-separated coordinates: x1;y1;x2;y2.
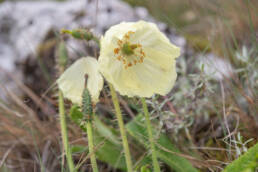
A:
114;31;146;69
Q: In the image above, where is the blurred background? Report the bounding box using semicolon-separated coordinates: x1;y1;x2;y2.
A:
0;0;257;171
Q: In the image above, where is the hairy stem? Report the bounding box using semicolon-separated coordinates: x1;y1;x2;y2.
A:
59;91;75;172
86;121;99;172
141;97;160;172
108;83;133;172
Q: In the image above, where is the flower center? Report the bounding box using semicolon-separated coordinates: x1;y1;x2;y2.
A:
114;31;146;69
122;42;135;55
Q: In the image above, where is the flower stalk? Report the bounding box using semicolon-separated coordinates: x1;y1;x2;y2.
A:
58;91;76;172
58;41;76;172
108;83;133;172
141;98;160;172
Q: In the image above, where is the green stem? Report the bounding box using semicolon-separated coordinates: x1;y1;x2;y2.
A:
86;121;99;172
59;91;75;172
92;36;100;46
141;98;160;172
108;83;133;172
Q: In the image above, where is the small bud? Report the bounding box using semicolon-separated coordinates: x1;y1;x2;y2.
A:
61;29;94;41
57;41;68;71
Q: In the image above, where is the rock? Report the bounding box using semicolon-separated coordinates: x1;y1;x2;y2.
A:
199;53;234;81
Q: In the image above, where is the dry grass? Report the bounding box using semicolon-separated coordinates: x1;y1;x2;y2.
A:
125;0;258;55
0;68;88;171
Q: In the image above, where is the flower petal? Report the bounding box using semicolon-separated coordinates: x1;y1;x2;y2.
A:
130;21;180;59
135;59;177;96
57;57;103;104
106;58;177;97
102;22;136;42
143;47;178;70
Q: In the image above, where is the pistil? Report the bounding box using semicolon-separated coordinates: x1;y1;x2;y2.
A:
122;43;134;56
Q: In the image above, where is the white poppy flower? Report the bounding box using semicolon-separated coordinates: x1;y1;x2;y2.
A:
57;57;103;104
98;21;180;97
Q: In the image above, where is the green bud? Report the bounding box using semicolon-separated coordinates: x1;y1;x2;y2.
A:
61;29;93;41
57;41;68;70
81;75;93;122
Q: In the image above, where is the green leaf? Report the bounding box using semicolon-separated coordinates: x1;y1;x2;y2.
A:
94;116;154;171
134;154;152;171
94;132;127;171
94;116;156;171
140;165;151;172
72;120;128;171
94;116;120;145
223;143;258;172
69;105;83;125
69;105;86;131
71;145;88;154
93;117;127;171
126;114;199;172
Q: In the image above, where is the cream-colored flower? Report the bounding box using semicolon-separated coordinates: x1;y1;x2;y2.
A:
98;21;180;97
57;57;103;104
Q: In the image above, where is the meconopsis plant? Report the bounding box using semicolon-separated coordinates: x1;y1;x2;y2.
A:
58;21;180;172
